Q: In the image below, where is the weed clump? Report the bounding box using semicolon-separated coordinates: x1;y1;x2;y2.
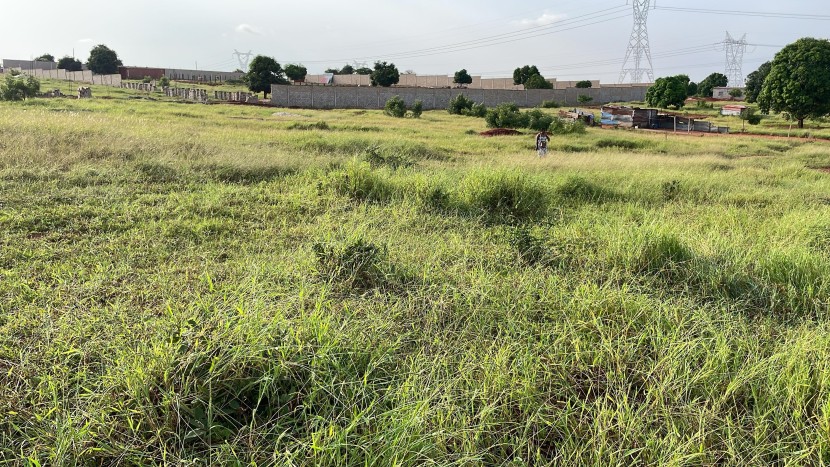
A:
461;171;548;222
135;161;179;183
556;176;615;203
313;238;388;291
662;180;681;202
328;162;395;203
508;226;548;267
594;139;646;150
287;121;330;131
361;146;414;169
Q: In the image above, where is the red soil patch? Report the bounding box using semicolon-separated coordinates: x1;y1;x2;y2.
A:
814;166;830;174
480;128;522;137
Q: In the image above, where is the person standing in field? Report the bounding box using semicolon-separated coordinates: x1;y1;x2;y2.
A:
535;130;550;157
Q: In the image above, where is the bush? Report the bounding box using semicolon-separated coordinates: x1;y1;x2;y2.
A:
465;102;487;118
549;117;586;135
448;94;475;115
410;100;423;119
484;103;529;129
158;76;170;88
142;76;152;84
0;74;40;101
526;109;554;132
384;95;407;118
539;100;560;108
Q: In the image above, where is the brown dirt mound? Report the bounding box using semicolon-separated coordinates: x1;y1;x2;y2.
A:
480;128;522;137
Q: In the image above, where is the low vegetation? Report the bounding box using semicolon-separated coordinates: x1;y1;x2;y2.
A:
1;87;830;465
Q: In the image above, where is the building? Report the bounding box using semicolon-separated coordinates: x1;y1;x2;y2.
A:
1;59;58;71
721;104;748;116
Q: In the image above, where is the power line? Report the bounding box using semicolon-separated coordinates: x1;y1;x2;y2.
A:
619;0;655;83
287;6;631;64
655;6;830;20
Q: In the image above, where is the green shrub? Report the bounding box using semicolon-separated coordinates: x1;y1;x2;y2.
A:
594;139;644;150
158;76;170;88
539;100;560;108
410;100;423;119
384;95;407;118
361;146;414;169
0;74;40;101
464;102;488;118
662;180;681;201
526;109;554;132
287;121;330;131
448;94;475;115
484;103;529;129
142;76;152;84
328;162;395;203
549;118;586;135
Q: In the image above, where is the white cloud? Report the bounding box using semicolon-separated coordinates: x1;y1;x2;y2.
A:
77;38;93;43
235;24;262;35
516;12;567;27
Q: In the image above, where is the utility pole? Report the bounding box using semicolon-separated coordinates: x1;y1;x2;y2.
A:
723;32;748;87
619;0;655;84
233;49;254;71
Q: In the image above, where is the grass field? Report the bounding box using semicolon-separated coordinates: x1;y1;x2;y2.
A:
1;92;830;465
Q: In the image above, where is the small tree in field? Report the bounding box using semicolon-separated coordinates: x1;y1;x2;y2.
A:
284;64;308;83
35;54;54;62
646;75;688;109
158;76;170;88
745;61;771;103
86;44;122;74
696;72;728;98
384;95;407;118
454;69;473;87
575;80;592;88
577;94;593;104
1;74;40;101
524;74;552;89
513;65;540;85
245;55;289;98
371;61;400;87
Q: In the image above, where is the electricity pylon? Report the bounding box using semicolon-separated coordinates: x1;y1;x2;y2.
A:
233;49;254;71
618;0;655;84
724;32;748;87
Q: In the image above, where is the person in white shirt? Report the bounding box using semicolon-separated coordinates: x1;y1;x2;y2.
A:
535;130;550;157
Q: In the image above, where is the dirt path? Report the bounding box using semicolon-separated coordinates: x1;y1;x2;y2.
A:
637;128;830;143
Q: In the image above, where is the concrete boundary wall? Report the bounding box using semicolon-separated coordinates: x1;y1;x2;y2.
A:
271;84;650;110
21;68;121;87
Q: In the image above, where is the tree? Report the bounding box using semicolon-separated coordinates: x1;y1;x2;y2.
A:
284;64;308;82
513;65;541;85
244;55;289;98
370;61;399;87
158;76;170;88
728;88;744;99
575;80;592;89
384;95;407;118
454;69;473;87
57;56;83;72
35;54;54;62
745;61;771;103
0;74;40;101
758;37;830;129
577;94;593;104
339;64;355;75
686;81;698;97
696;72;728;97
524;74;553;89
355;67;373;75
645;75;688;109
86;44;123;74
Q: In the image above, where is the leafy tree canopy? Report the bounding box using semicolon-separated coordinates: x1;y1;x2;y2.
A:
513;65;541;85
696;72;728;97
745;61;771;104
453;69;473;86
524;74;553;89
245;55;289;98
370;61;400;87
284;64;308;82
758;37;830;128
645;75;688;109
1;74;40;101
355;67;373;75
35;54;54;62
686;81;698;98
86;44;122;74
575;80;592;89
57;56;83;72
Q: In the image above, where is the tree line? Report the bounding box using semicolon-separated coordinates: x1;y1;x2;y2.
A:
645;37;830;129
32;45;123;74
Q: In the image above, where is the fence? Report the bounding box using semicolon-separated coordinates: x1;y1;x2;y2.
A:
214;91;258;103
18;68;122;87
121;82;156;92
270;84;651;110
165;88;209;101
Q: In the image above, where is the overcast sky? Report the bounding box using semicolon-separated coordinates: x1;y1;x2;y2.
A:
2;0;828;83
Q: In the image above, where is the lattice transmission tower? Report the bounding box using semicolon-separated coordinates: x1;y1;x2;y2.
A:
618;0;655;84
723;32;748;87
233;49;254;71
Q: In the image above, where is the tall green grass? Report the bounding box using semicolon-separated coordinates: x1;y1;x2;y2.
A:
1;94;830;465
